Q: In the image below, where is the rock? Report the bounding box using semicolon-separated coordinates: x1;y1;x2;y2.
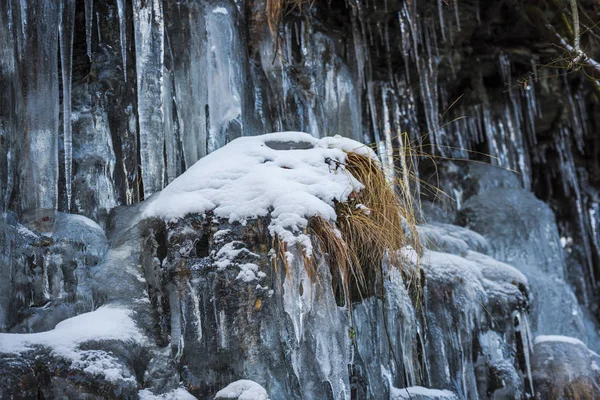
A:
0;209;536;399
0;212;107;333
532;336;600;399
457;188;599;350
417;223;490;256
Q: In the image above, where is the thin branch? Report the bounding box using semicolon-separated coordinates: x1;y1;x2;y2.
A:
569;0;580;53
546;24;600;73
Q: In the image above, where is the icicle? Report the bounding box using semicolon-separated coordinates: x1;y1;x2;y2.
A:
524;79;538;147
85;0;93;59
498;53;511;87
398;10;410;64
18;2;60;211
453;0;461;32
381;85;395;181
96;12;101;44
59;0;75;211
555;127;596;284
18;0;27;46
134;0;165;198
117;0;127;82
438;0;446;42
590;204;600;289
418;25;443;156
0;1;17;210
163;65;177;184
515;312;535;397
349;3;365;89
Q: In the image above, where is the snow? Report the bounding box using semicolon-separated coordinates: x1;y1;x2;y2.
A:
390;385;457;399
212;7;228;15
67;213;104;231
534;335;586;347
215;380;269;400
534;334;600;357
144;132;368;256
236;263;261;282
138;388;197;400
0;305;145;383
213;241;259;270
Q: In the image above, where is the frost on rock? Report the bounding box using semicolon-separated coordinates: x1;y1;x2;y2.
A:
144;132;371;254
215;380;269;400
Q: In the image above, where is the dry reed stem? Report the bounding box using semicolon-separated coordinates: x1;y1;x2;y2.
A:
266;0;311;34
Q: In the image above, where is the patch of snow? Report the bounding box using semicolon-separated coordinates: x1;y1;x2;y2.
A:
236;263;261;282
355;203;371;215
399;245;418;264
214;241;258;271
212;6;228;15
16;224;39;239
66;213;104;231
592;360;599;371
0;305;145;383
316;134;377;160
139;387;197;399
143;132;367;255
534;335;586;347
214;229;231;240
535;335;600;358
215;380;269;400
390;386;457;399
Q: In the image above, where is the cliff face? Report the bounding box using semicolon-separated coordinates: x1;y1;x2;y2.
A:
0;0;599;399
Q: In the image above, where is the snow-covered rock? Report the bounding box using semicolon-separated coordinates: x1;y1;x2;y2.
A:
215;380;269;400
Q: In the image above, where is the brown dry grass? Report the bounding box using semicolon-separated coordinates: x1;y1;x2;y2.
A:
309;152;422;305
266;0;312;34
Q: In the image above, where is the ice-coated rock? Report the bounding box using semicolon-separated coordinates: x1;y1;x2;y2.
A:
458;188;600;351
531;336;600;399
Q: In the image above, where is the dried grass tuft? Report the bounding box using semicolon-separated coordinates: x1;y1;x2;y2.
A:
266;0;312;34
309;152;422;305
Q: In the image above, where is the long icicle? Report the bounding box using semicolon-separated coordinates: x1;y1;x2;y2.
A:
59;0;75;211
84;0;93;59
117;0;127;82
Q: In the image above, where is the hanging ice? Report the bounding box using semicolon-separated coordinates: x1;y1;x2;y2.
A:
84;0;93;59
134;0;165;198
117;0;127;82
18;1;60;212
59;0;75;211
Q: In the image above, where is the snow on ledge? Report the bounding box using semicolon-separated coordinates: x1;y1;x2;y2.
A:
534;334;587;347
215;380;269;400
534;334;600;356
138;388;197;399
0;305;146;383
143;132;375;255
390;385;457;399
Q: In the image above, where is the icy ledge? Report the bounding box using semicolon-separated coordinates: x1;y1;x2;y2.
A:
143;132;375;256
0;305;145;383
